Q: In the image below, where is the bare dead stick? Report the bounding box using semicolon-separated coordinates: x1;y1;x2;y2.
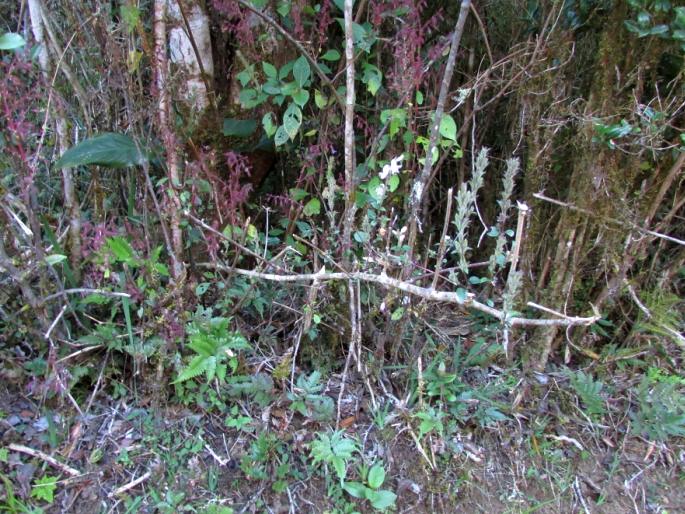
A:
109;470;152;497
8;443;81;477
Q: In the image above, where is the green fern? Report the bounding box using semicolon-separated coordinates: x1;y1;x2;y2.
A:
569;370;607;419
631;376;685;441
174;317;249;384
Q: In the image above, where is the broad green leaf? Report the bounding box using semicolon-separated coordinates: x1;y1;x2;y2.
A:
439;114;457;141
275;125;289;146
303;198;321;216
320;49;341;61
361;63;382;96
239;88;261;108
368;489;397;510
391;307;404;321
368;176;384;201
55;133;148;169
222;118;257;138
293;55;311;87
45;254;67;266
283;104;302;140
262;61;278;78
280;81;298;96
276;1;290;16
292;88;310;107
415;90;424;105
262;113;277;137
387;174;400;192
236;66;253;87
314;89;328;109
353;231;368;243
263;82;281;95
0;33;26;50
456;287;467;303
342;481;367;498
289;188;308;201
367;463;385;489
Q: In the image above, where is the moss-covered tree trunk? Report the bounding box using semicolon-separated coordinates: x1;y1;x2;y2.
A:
519;3;679;369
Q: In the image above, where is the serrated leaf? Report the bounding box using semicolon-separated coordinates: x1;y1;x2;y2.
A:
303;198;321;216
55;133;148;169
31;475;57;503
0;33;26;50
367;464;385;489
173;355;210;383
222;118;257;137
107;237;135;263
293;55;311;87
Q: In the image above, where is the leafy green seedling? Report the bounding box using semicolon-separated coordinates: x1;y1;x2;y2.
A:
309;431;359;484
343;463;397;511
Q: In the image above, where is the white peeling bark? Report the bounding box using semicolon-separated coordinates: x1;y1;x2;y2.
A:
341;0;357;256
167;0;214;111
154;0;185;280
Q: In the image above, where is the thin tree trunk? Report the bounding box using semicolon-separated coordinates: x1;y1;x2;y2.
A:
340;0;357;259
154;0;185;281
405;0;471;264
28;0;82;282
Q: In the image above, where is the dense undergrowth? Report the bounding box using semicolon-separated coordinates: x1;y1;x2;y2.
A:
1;0;684;512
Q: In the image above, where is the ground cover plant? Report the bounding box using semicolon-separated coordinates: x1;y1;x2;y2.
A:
0;0;684;512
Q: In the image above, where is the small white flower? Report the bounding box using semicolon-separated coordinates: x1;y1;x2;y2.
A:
375;183;387;199
380;155;404;179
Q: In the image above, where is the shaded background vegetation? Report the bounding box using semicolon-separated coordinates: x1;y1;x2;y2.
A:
0;0;684;511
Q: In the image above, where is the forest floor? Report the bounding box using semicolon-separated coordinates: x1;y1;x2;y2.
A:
1;359;684;514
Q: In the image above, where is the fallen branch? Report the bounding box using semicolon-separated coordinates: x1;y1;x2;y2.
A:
8;443;81;477
199;263;600;328
109;470;152;497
